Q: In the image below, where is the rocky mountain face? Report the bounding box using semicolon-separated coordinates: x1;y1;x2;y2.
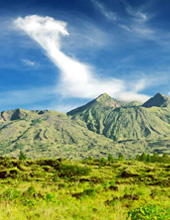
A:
68;93;170;141
0;93;170;159
142;93;170;107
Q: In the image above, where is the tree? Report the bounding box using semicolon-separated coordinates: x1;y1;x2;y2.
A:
19;151;27;160
118;153;125;161
146;154;152;163
161;153;170;163
135;154;140;161
140;153;147;162
152;152;159;162
108;153;114;162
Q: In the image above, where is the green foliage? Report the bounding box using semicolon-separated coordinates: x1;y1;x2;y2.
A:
83;187;96;197
103;179;116;189
53;172;58;182
1;188;22;200
0;157;169;219
27;186;36;195
19;151;27;160
45;193;56;203
30;118;46;125
100;157;108;164
58;164;91;178
108;153;114;162
98;164;102;169
126;202;170;220
118;153;125;161
136;152;170;163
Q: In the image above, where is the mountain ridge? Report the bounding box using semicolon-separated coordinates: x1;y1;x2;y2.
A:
143;93;170;108
0;92;170;159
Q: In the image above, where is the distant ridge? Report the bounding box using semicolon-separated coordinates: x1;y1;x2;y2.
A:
143;93;170;107
68;93;119;116
68;93;170;142
0;92;170;159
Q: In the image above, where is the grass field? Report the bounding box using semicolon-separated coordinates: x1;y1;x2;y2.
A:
0;156;169;219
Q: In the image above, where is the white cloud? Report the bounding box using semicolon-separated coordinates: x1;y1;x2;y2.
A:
14;15;150;102
21;59;36;66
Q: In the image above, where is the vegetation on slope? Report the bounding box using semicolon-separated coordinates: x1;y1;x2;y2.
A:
0;93;170;159
143;93;170;108
68;94;170;142
0;155;169;219
0;110;119;159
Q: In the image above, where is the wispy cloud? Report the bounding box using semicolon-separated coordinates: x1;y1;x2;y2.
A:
90;0;154;39
120;0;148;22
14;15;150;102
91;0;117;21
21;59;36;66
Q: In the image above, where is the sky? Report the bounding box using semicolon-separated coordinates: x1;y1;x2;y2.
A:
1;0;170;112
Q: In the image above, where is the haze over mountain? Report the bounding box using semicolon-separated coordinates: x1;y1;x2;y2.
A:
0;93;170;159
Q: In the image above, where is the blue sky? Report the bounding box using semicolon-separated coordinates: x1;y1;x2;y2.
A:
1;0;170;112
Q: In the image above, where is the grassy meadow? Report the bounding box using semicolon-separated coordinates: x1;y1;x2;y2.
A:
0;155;170;220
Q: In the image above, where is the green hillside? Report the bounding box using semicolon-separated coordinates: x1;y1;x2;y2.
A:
0;93;170;159
68;94;170;140
143;93;170;107
0;109;120;159
68;93;170;155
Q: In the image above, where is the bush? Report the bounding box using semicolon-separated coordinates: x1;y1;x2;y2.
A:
2;188;22;200
126;202;170;220
83;187;96;197
45;193;56;203
100;158;107;164
118;153;125;161
19;151;27;160
58;164;91;178
27;186;36;195
108;153;114;162
53;173;58;182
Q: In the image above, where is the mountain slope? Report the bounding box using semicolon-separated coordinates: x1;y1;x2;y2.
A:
143;93;170;107
0;109;121;159
0;93;170;159
68;93;170;141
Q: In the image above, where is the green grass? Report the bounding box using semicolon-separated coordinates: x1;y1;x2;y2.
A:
0;156;169;219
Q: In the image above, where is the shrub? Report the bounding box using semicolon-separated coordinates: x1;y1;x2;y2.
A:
2;188;22;200
53;173;58;182
27;186;36;195
83;187;96;197
108;153;114;162
19;151;27;160
118;153;125;161
58;164;91;178
45;193;56;203
126;202;170;220
100;158;107;164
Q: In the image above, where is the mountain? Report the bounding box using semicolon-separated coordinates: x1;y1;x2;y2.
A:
68;93;119;116
68;93;170;140
0;109;122;159
143;93;170;107
0;92;170;159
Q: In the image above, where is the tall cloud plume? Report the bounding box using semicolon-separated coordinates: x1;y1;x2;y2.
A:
14;15;149;102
